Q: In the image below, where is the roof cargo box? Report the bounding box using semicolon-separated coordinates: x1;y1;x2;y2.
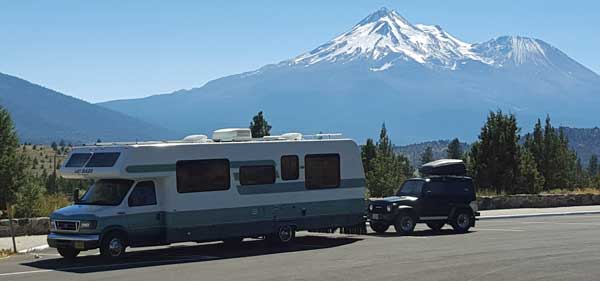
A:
419;159;466;176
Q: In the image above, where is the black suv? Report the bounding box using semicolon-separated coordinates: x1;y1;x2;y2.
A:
367;160;479;235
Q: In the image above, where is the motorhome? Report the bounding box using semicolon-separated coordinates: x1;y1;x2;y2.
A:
48;129;366;259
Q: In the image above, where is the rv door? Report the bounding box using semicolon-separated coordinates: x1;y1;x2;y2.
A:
125;181;165;246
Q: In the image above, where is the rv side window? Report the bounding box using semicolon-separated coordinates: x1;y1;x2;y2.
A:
305;154;340;189
176;159;230;193
128;181;157;207
239;166;276;186
281;155;299;181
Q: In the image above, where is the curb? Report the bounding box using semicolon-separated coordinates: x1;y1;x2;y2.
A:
17;244;49;254
478;210;600;220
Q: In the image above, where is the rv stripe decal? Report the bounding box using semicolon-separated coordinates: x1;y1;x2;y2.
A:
126;164;176;173
229;160;277;168
236;178;366;194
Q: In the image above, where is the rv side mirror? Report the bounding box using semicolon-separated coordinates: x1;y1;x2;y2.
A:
73;189;80;203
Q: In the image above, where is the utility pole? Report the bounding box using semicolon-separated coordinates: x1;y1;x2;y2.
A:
7;204;17;253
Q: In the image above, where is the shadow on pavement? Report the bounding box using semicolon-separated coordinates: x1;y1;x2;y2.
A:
369;228;474;237
22;235;361;274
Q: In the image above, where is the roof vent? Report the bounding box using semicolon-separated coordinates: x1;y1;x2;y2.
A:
212;128;252;142
281;132;303;140
182;135;209;143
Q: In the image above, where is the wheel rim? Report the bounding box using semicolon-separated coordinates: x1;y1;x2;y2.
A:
457;213;470;229
278;226;293;242
400;216;414;232
108;238;124;257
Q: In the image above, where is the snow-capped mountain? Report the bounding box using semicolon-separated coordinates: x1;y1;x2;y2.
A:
291;7;486;69
99;8;600;143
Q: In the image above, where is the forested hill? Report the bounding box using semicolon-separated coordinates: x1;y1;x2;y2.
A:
395;127;599;167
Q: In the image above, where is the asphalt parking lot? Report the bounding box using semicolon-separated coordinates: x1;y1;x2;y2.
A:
1;214;600;281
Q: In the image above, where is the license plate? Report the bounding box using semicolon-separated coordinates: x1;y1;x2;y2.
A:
74;241;85;249
372;214;383;220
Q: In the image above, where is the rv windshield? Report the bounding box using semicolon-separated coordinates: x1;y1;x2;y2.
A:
77;179;134;206
396;180;424;197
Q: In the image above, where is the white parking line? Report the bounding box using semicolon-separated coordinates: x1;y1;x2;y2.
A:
476;228;525;232
0;256;219;277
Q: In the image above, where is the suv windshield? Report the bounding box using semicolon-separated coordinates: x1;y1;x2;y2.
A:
77;179;134;206
396;180;424;197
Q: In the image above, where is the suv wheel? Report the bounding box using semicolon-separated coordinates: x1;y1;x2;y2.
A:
394;213;416;235
370;222;390;234
451;210;472;233
426;221;445;232
57;247;80;259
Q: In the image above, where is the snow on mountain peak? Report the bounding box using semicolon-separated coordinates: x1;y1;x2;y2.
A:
291;8;487;69
473;36;551;66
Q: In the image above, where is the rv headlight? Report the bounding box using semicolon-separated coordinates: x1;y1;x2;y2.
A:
386;205;393;212
50;220;57;231
368;204;373;211
79;220;97;230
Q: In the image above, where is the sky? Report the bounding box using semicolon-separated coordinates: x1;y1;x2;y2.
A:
1;0;599;103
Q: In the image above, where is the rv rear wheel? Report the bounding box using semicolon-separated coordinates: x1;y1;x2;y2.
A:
57;247;80;259
268;225;295;244
370;222;390;234
100;232;127;258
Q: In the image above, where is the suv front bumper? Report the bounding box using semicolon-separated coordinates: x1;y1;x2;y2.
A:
368;212;395;222
47;233;100;251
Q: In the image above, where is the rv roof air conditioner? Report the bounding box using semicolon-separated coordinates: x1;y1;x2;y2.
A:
182;135;209;143
212;128;252;142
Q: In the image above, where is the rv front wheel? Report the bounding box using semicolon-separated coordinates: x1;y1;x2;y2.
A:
57;247;80;259
100;232;127;258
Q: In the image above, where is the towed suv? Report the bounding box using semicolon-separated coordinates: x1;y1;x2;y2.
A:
367;160;479;235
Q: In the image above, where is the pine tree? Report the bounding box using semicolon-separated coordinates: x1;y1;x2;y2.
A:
249;111;272;138
516;148;544;194
420;146;434;165
361;138;377;174
0;106;27;209
470;110;520;194
365;123;413;197
447;138;463;159
589;154;598;176
15;177;43;218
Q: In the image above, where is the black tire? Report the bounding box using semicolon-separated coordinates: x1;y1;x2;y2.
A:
100;231;127;258
267;225;295;244
451;210;472;233
57;247;80;259
393;213;416;235
370;222;390;234
426;221;445;232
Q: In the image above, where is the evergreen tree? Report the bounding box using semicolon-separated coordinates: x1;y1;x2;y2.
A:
0;106;27;209
51;141;58;151
249;111;272;138
58;139;66;148
516;148;544;194
365;123;413;197
15;177;43;218
588;154;598;176
447;138;463;159
361;138;377;174
470;110;520;194
420;146;434;165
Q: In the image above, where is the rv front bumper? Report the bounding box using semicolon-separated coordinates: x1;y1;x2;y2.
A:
47;233;100;250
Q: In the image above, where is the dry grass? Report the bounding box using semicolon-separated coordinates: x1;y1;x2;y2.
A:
0;248;14;258
542;187;600;195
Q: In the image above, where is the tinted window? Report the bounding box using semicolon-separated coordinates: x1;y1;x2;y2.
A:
86;152;120;167
128;181;157;207
65;153;92;167
397;180;424;197
239;166;276;185
305;154;340;189
281;155;299;181
424;181;446;196
176;159;230;193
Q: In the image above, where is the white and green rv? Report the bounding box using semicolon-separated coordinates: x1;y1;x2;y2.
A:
48;129;366;259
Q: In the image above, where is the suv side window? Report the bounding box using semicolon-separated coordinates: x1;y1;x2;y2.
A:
128;181;157;207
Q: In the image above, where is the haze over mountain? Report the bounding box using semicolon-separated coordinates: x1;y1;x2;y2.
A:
92;7;598;143
0;72;174;144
